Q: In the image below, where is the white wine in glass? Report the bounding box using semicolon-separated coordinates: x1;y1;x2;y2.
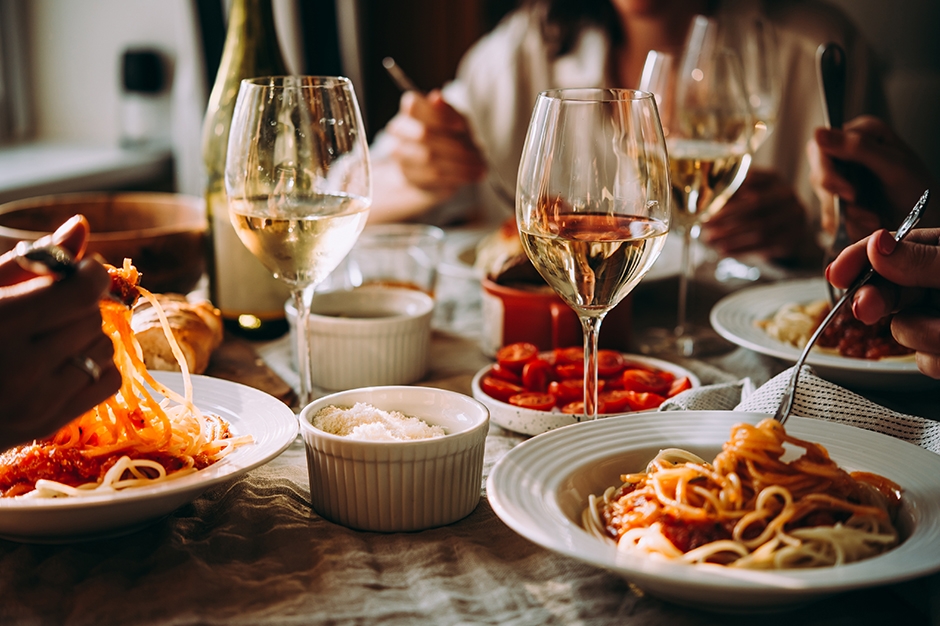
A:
517;88;671;420
638;17;753;357
668;138;749;232
226;76;372;408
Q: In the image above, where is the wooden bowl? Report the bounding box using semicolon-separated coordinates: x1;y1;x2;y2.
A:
0;192;207;294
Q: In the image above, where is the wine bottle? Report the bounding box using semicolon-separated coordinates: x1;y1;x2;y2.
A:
201;0;291;339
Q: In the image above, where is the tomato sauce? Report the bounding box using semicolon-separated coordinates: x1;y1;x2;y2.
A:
817;306;913;359
0;443;206;497
660;516;734;553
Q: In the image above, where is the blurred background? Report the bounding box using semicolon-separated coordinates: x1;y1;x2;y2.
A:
0;0;937;203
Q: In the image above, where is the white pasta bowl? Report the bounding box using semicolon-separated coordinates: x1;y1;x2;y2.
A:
487;410;940;611
299;386;489;532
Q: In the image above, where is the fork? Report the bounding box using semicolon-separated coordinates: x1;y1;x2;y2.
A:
774;190;929;425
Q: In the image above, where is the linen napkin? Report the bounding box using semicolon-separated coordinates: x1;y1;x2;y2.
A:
661;365;940;454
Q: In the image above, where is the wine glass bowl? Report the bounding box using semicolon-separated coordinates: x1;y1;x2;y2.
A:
638;16;753;356
516;88;671;419
668;43;753;229
722;13;781;151
225;75;372;407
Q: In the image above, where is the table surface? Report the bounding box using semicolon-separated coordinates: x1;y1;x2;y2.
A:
1;232;938;625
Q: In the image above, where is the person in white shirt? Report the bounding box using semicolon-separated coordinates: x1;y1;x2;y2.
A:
369;0;886;263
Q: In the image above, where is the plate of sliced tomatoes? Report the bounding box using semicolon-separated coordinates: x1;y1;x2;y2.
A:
471;342;701;436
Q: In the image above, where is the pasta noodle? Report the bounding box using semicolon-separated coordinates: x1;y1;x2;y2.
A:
0;260;251;498
756;300;828;349
582;419;902;569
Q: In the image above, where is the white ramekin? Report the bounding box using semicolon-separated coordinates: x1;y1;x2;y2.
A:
286;286;434;391
299;386;490;532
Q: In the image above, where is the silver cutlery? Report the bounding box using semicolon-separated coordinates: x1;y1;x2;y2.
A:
14;241;77;277
774;189;929;425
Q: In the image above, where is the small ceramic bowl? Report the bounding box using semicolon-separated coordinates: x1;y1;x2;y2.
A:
286;286;434;391
299;386;490;532
471;353;701;436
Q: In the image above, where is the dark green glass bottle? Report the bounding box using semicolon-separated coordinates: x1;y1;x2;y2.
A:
201;0;290;339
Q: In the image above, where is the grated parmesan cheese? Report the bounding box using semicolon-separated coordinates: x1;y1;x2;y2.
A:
312;402;446;441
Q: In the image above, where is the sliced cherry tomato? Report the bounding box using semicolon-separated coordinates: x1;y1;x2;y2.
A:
554;362;584;380
667;376;692;397
480;375;525;403
521;358;555;392
598;389;634;413
603;374;625;390
548;379;584;405
495;342;539;373
623;390;666;411
489;362;522;384
552;347;584;364
508;392;556;411
561;400;608;415
597;350;626;378
620;360;659;373
620;368;674;394
548;378;604;406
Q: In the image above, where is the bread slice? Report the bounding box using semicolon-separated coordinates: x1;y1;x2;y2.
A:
131;294;223;374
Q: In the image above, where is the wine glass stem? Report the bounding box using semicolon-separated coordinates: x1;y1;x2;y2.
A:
291;287;313;410
676;225;694;337
580;315;604;421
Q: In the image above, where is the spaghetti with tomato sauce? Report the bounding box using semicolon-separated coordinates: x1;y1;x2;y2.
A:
582;419;902;569
757;300;913;360
0;260;250;498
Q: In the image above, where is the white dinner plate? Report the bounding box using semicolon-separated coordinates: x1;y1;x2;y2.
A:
472;353;700;436
487;410;940;611
0;372;298;543
709;278;935;390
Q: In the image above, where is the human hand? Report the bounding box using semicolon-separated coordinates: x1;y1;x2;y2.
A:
827;227;940;378
700;167;810;260
384;89;487;201
0;215;121;451
808;115;936;242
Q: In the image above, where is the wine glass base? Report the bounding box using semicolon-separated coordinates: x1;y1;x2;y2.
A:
714;257;762;283
635;325;735;358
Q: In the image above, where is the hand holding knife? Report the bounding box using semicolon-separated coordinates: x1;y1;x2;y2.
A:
381;56;516;205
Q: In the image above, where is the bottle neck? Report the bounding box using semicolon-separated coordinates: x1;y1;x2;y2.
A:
202;0;287;171
219;0;287;80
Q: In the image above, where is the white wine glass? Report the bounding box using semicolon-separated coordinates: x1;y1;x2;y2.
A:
711;13;782;284
225;76;372;408
639;16;753;357
726;13;781;152
638;50;674;114
516;88;671;420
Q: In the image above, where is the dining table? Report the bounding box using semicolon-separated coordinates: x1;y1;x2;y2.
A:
1;228;938;626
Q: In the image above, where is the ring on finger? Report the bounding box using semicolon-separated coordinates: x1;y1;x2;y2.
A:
69;355;102;383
